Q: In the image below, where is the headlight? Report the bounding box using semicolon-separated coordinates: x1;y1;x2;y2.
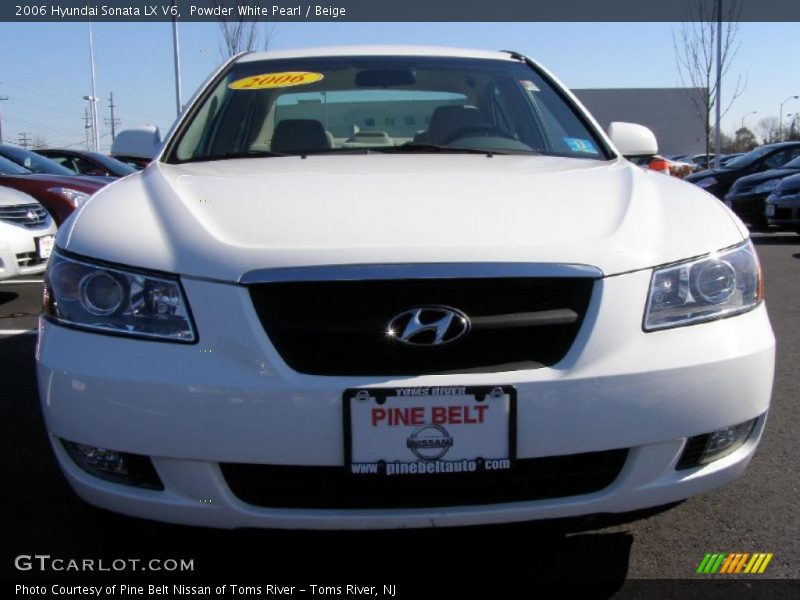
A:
43;251;196;342
753;179;779;194
48;187;92;208
644;240;763;331
695;176;717;189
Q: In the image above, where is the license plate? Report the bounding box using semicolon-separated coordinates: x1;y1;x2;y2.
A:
765;205;776;217
344;386;515;476
36;235;55;259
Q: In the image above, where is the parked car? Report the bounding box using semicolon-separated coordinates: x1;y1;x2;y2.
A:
724;155;800;228
38;46;774;530
113;156;150;170
765;173;800;233
35;149;137;179
720;153;744;167
0;186;57;281
631;155;693;178
0;154;105;225
0;144;114;184
685;142;800;199
687;153;716;171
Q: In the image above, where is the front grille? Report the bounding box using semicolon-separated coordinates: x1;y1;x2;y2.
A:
221;449;629;509
249;277;595;376
15;252;46;268
0;203;48;228
773;207;793;220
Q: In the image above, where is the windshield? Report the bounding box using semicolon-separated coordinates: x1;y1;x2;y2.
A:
0;146;75;176
723;146;778;171
85;152;137;176
167;55;610;162
0;154;33;175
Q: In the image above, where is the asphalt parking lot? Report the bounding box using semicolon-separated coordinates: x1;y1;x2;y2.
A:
1;232;798;586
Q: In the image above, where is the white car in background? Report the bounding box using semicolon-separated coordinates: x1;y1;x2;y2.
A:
0;186;56;281
37;46;774;530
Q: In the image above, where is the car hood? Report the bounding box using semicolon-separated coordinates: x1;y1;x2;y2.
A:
734;168;799;188
60;155;746;281
775;172;800;191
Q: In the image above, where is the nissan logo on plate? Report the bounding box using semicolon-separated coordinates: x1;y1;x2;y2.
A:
387;306;470;346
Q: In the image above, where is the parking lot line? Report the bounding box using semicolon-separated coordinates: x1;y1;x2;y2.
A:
0;329;37;336
0;279;44;285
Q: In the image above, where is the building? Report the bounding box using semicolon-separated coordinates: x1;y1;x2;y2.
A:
573;88;707;156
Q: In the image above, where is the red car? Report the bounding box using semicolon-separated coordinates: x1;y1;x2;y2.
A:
0;154;105;225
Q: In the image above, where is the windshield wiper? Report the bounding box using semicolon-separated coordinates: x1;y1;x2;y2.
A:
371;143;530;156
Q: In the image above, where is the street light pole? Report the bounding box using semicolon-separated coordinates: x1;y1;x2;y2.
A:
171;0;183;116
713;0;722;170
83;95;99;150
0;82;8;145
88;21;100;151
779;95;799;141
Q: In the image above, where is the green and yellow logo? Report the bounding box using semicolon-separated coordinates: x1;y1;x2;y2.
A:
697;552;773;574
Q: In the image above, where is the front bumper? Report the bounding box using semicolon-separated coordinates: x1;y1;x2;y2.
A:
36;269;775;529
765;194;800;227
0;223;55;281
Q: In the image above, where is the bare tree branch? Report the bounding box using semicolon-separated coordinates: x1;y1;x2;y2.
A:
673;0;746;157
215;0;275;59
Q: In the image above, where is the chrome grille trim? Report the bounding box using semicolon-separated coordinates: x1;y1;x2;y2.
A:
0;204;48;228
240;262;604;284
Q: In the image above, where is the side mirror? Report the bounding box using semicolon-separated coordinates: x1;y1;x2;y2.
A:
110;126;162;160
607;122;658;158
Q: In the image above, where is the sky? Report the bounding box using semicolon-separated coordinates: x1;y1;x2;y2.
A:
0;21;798;152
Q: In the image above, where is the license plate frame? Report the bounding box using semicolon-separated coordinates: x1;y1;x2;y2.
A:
35;235;55;260
344;385;516;477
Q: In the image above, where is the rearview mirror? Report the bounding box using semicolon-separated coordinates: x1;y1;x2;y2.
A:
355;69;416;88
607;122;658;158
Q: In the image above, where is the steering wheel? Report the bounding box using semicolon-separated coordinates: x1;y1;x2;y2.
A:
440;124;512;145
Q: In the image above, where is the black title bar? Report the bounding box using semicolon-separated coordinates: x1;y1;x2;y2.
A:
4;0;800;23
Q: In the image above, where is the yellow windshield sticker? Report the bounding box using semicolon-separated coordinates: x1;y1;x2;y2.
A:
229;72;324;90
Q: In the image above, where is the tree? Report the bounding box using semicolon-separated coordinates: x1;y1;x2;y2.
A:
786;115;800;141
712;128;735;153
733;127;758;152
673;0;746;158
755;116;780;145
215;0;274;58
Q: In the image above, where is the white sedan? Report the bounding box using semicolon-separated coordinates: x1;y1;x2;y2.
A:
0;186;56;281
37;46;774;529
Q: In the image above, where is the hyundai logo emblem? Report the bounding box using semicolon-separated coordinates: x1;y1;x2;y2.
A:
386;306;470;346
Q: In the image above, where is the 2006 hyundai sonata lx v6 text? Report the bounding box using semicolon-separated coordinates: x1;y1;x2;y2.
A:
37;46;775;529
